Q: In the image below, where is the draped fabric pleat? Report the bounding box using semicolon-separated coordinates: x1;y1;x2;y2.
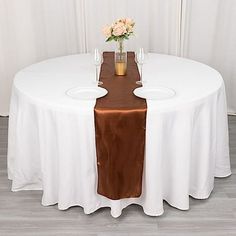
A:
1;0;236;115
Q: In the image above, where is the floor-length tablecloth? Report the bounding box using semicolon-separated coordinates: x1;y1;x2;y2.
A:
8;53;231;217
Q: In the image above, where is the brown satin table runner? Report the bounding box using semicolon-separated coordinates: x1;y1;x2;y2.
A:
94;52;147;200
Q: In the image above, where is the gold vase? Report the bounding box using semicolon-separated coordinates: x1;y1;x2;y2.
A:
115;40;127;76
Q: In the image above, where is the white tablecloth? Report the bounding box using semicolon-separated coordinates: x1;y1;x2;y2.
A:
8;53;231;217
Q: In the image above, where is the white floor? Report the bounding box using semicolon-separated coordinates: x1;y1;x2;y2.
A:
0;116;235;236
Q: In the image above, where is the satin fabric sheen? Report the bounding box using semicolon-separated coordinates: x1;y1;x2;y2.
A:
94;52;147;200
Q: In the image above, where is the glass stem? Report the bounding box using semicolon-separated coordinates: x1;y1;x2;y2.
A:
96;66;98;83
140;64;143;82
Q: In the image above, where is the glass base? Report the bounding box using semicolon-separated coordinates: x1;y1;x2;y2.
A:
93;81;103;86
136;81;142;85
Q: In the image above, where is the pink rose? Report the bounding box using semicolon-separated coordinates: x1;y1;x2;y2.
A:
102;25;112;38
112;22;127;36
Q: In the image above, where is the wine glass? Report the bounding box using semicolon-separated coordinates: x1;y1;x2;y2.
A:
135;48;145;85
94;48;103;85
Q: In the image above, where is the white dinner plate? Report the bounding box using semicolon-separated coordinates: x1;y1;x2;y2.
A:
66;87;108;100
133;86;176;100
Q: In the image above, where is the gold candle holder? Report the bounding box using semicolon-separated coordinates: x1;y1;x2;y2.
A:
114;52;127;76
115;61;127;76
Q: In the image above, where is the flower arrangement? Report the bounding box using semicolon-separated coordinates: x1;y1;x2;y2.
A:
102;18;135;75
102;18;135;43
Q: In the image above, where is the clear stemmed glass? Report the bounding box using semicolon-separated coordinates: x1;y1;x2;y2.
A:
135;48;145;85
94;48;103;85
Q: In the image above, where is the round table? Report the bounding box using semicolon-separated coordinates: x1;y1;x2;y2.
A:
8;53;231;218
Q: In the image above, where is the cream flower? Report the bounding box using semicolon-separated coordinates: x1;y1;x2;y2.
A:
112;22;127;36
116;18;124;24
102;25;112;38
102;18;135;41
125;18;135;27
126;24;133;33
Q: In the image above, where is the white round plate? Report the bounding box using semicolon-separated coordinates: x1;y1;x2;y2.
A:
133;87;176;100
66;87;108;100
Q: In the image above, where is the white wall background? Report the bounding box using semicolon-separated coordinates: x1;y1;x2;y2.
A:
0;0;236;115
181;0;236;114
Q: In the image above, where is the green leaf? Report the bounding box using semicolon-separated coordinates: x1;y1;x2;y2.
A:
106;36;114;42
